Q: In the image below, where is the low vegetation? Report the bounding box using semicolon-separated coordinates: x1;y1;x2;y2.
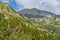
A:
0;2;60;40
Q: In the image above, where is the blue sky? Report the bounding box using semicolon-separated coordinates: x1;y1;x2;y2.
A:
0;0;60;15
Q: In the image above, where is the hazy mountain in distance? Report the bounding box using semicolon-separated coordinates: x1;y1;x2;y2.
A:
19;8;57;18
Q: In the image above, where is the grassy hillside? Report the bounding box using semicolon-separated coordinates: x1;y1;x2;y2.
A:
0;2;58;40
29;18;60;40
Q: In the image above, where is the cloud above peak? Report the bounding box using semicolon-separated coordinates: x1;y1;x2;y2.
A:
15;0;60;14
0;0;60;14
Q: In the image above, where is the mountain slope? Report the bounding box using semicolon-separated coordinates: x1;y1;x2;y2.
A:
0;2;57;40
20;8;56;18
19;7;60;40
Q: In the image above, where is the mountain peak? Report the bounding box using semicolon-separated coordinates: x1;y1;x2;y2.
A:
31;8;40;10
20;8;56;18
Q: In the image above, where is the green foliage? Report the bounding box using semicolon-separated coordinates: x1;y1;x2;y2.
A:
0;2;59;40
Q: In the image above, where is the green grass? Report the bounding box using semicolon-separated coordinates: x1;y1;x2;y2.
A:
0;2;59;40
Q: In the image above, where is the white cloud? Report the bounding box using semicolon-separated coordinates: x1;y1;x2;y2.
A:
15;0;59;11
15;0;58;8
1;0;60;14
1;0;9;3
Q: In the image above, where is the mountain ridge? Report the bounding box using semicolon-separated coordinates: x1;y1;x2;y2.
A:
19;8;58;18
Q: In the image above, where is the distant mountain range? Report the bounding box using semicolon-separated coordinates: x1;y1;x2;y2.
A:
19;8;60;18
